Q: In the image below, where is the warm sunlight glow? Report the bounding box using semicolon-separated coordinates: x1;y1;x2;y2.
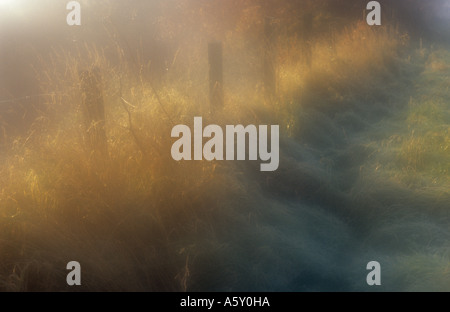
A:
0;0;16;5
0;0;22;13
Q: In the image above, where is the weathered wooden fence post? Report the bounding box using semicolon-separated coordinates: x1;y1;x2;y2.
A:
208;41;224;111
264;16;276;99
79;67;107;156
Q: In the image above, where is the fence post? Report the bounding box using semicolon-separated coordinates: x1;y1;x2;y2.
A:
264;16;276;99
208;41;224;111
79;67;107;156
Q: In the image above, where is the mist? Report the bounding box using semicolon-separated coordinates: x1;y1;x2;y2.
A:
0;0;449;291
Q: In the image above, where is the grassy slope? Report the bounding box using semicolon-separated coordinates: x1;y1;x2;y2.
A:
353;48;450;291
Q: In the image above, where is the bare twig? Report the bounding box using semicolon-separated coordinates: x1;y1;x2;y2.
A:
104;17;175;125
119;78;161;156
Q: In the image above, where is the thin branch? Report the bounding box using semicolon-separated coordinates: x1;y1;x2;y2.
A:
119;78;161;157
